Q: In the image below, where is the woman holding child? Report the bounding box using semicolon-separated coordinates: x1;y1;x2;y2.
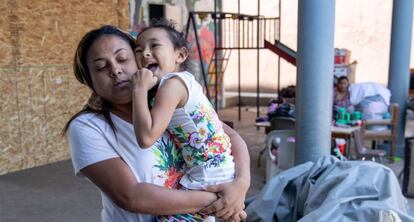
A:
65;22;250;222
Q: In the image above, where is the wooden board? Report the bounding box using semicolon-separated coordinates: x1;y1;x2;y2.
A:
0;0;129;175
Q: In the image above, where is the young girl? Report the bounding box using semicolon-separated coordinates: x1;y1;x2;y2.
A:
131;21;238;221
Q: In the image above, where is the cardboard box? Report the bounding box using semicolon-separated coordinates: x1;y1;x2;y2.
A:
334;48;351;66
333;60;357;83
334;65;349;77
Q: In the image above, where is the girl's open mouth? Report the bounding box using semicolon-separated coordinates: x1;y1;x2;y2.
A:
146;63;158;73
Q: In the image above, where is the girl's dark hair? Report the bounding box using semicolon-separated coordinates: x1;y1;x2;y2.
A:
63;25;136;135
138;19;190;71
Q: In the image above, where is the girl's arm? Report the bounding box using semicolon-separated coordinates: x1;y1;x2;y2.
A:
81;157;217;215
201;123;250;220
132;70;187;148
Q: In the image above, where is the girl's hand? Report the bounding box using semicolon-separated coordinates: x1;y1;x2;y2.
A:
200;178;249;220
131;68;158;91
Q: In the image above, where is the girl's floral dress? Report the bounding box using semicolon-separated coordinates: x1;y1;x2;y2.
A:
154;71;235;222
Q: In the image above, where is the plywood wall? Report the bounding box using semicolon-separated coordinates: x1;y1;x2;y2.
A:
0;0;129;175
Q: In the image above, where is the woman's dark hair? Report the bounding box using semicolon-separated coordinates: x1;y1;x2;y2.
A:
63;25;136;135
338;76;349;83
138;19;190;71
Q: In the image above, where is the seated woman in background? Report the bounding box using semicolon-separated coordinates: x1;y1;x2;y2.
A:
333;76;353;112
333;77;391;130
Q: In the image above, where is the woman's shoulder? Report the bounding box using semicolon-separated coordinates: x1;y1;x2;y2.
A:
67;112;111;134
70;112;106;125
67;112;120;176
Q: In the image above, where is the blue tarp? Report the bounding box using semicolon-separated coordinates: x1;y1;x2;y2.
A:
246;156;414;222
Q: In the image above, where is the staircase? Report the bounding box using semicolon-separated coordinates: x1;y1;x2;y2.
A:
207;49;231;108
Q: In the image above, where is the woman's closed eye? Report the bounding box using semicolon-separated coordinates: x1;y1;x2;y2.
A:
96;66;107;71
117;55;129;63
95;61;107;71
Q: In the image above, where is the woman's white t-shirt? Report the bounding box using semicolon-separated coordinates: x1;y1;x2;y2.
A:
68;113;185;222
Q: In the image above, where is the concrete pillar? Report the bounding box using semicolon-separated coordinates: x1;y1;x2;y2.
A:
295;0;336;164
388;0;414;157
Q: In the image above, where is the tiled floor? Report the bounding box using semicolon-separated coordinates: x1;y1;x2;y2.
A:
0;106;412;221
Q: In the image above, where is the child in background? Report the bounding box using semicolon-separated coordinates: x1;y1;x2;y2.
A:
131;20;238;221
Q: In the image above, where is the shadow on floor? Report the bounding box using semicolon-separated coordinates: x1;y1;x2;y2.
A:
0;160;101;222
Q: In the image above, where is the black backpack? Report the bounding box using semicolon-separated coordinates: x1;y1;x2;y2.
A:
268;103;294;119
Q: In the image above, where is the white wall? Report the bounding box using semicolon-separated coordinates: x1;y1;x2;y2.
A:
223;0;414;93
223;0;285;93
334;1;393;84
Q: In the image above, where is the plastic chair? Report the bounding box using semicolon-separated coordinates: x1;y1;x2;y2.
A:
270;116;296;130
352;128;386;162
265;116;296;134
259;117;295;167
265;130;295;182
361;103;399;162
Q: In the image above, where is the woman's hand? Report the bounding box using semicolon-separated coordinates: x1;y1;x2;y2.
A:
225;210;247;222
200;178;249;220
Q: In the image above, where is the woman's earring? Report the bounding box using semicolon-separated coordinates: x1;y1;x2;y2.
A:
86;92;103;111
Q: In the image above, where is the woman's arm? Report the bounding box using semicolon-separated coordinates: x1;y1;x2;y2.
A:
223;123;251;189
201;123;250;219
81;157;217;215
132;70;186;148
